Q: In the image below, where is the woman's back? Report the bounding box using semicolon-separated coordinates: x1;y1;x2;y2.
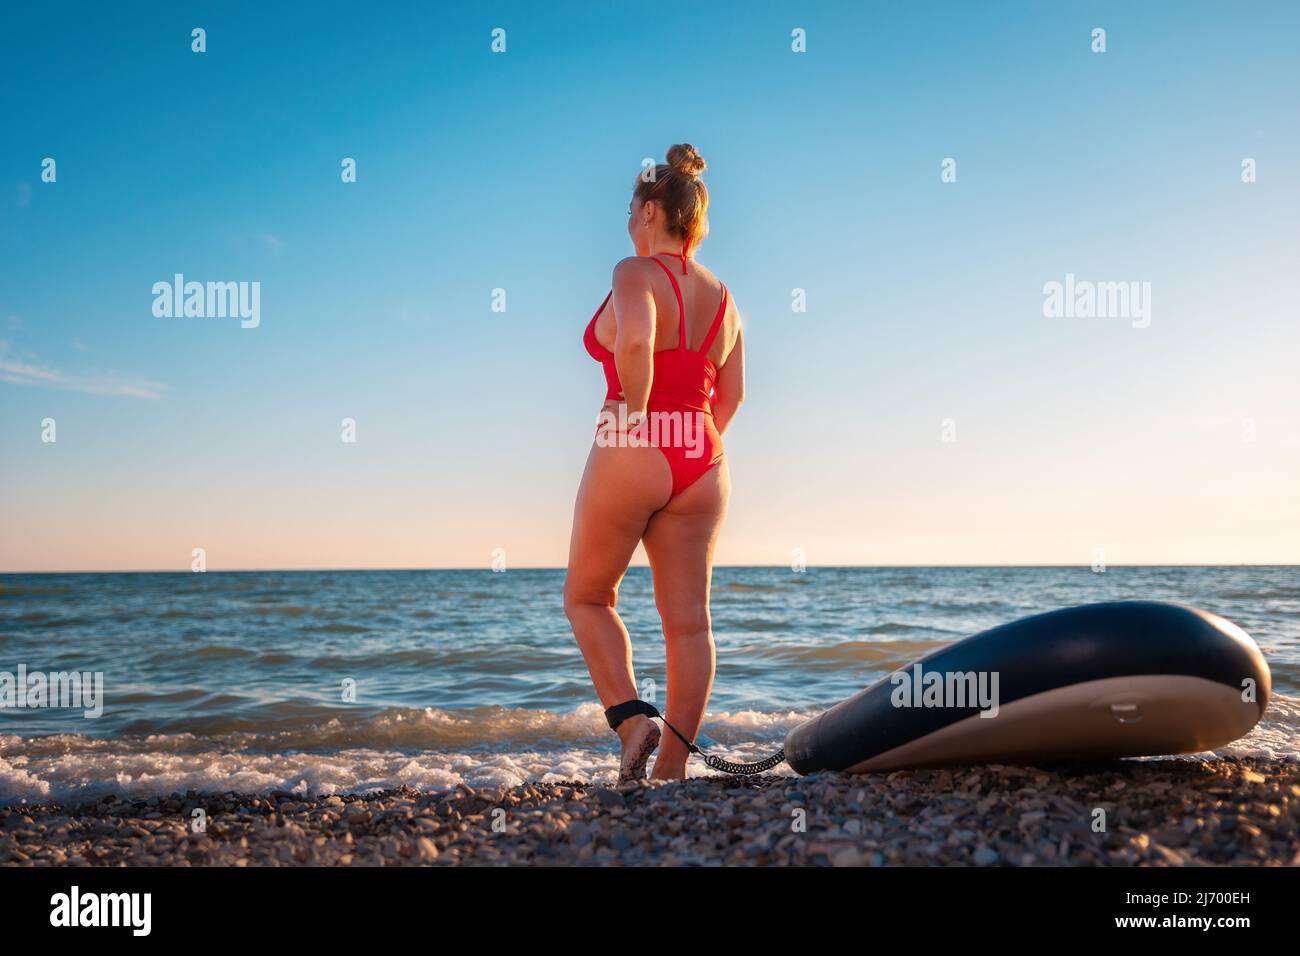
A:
586;255;739;370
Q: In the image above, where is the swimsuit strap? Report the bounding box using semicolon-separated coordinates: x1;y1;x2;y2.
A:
697;284;729;355
650;248;691;274
648;256;688;351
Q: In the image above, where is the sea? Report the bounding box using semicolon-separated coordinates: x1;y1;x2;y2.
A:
2;566;1297;804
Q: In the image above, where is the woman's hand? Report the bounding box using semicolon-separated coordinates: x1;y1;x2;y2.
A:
596;401;648;442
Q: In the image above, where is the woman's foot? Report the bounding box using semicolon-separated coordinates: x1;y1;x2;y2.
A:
615;715;661;784
650;756;688;781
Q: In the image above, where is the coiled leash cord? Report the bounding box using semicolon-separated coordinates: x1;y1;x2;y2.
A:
700;747;787;775
605;699;786;776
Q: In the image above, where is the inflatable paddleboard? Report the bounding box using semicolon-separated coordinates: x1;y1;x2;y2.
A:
784;601;1270;774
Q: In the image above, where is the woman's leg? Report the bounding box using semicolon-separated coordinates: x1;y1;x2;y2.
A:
642;460;730;779
564;441;671;775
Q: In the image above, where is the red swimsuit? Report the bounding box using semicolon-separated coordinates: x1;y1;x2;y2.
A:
584;253;729;498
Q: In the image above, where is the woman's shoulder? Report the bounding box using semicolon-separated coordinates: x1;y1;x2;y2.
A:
612;256;656;281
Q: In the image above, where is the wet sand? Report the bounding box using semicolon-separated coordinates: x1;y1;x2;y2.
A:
2;757;1296;866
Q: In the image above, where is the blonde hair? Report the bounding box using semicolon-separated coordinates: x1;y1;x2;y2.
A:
635;144;709;254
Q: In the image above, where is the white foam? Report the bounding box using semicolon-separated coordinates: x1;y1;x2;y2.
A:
1210;692;1300;762
0;745;629;804
1;697;1294;805
0;703;813;804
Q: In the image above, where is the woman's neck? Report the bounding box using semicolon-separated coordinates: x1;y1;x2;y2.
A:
646;244;688;260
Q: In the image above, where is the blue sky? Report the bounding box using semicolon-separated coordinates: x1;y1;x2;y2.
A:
2;1;1297;570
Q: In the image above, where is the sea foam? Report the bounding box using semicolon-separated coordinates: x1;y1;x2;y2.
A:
2;698;1295;806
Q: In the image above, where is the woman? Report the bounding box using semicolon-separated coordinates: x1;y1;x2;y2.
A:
564;144;745;783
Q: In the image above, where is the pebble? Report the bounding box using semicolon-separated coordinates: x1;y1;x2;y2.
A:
0;759;1294;867
973;846;1000;866
831;846;863;867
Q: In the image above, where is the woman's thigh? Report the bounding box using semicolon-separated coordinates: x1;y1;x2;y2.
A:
564;443;673;606
641;460;730;631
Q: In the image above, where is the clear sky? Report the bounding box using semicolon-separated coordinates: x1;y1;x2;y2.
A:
2;1;1297;572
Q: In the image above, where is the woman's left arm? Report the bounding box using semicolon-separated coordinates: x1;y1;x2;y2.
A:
713;324;745;434
610;258;656;419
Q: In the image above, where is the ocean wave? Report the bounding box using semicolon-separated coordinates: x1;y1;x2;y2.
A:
0;746;639;804
303;644;573;671
720;617;789;632
0;704;813;803
5;703;811;756
1214;693;1300;763
1216;590;1300;601
0;584;73;597
752;639;953;665
867;621;966;635
138;644;257;665
2;698;1294;806
2;612;58;624
9;615;93;629
248;605;311;617
111;688;213;706
188;645;258;660
256;653;296;666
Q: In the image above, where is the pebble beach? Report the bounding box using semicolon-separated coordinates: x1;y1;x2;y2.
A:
3;758;1296;867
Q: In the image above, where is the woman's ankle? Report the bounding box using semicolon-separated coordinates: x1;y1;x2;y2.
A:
616;714;652;747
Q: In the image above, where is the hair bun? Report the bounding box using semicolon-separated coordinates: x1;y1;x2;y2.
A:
666;143;706;178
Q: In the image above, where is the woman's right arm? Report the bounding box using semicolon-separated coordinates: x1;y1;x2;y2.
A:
712;324;745;434
610;258;656;421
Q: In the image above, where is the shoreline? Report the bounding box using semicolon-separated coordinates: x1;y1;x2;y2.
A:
2;757;1297;866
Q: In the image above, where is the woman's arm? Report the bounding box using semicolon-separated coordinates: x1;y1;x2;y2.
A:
610;258;656;419
712;324;745;434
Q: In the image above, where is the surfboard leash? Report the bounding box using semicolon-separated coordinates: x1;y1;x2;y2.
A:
605;699;787;776
698;747;787;775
